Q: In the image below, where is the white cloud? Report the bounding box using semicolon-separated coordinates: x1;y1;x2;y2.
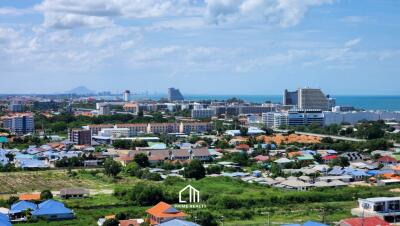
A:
35;0;202;29
205;0;335;27
34;0;335;29
344;38;361;48
0;7;31;16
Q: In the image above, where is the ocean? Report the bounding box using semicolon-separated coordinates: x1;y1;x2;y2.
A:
145;94;400;111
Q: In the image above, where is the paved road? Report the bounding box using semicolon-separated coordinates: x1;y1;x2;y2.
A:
274;129;367;142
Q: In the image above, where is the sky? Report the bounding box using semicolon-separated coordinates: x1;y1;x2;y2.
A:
0;0;400;95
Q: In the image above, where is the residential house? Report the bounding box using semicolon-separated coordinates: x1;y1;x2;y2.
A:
340;152;365;161
0;213;11;226
274;158;293;166
9;200;37;221
31;200;74;220
339;216;389;226
377;156;397;166
145;202;187;225
19;194;41;201
119;219;144;226
59;188;89;199
278;179;313;191
321;155;337;164
158;219;200;226
115;155;134;166
351;197;400;223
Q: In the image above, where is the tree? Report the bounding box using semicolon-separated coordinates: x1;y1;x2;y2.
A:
269;162;283;177
125;161;141;176
329;157;350;167
184;159;206;180
206;165;222;175
40;190;53;200
134;153;150;167
103;218;119;226
240;127;248;136
129;183;164;205
5;152;15;162
195;211;218;226
321;137;334;144
104;158;122;177
7;196;19;206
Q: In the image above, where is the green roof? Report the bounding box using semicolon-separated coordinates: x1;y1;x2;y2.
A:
297;154;314;161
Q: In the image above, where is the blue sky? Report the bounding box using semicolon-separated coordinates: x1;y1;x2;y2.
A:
0;0;399;95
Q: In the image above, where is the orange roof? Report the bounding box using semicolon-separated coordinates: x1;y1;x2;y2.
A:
288;151;302;158
382;173;400;180
146;202;187;218
19;193;41;201
119;220;140;226
392;165;400;171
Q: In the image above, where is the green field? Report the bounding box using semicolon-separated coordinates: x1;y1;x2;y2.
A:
1;171;398;226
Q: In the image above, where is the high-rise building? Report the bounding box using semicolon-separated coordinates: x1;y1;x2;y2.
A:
1;113;34;135
8;100;25;112
298;88;329;110
283;89;298;106
68;129;92;145
262;112;288;128
123;90;130;102
99;104;111;115
167;88;184;101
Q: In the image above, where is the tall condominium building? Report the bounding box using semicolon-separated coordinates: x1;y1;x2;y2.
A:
298;88;329;110
283;89;298;106
167;88;184;101
99;104;111;115
68;129;92;145
262;112;288;129
8;100;24;112
123;90;130;102
1;114;34;135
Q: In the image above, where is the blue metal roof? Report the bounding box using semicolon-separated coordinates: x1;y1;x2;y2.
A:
0;213;11;226
303;221;328;226
10;200;37;214
158;219;200;226
32;200;73;216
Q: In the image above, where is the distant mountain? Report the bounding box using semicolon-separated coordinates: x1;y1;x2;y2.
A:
65;86;95;95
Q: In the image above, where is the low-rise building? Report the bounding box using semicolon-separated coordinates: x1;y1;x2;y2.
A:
147;123;179;134
146;202;187;225
351;197;400;223
179;122;212;134
191;108;216;119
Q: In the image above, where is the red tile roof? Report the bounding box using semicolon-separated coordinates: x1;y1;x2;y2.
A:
254;155;269;162
322;155;337;160
341;216;389;226
378;156;397;163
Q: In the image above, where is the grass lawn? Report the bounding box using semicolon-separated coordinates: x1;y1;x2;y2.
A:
3;172;400;226
0;170;107;195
